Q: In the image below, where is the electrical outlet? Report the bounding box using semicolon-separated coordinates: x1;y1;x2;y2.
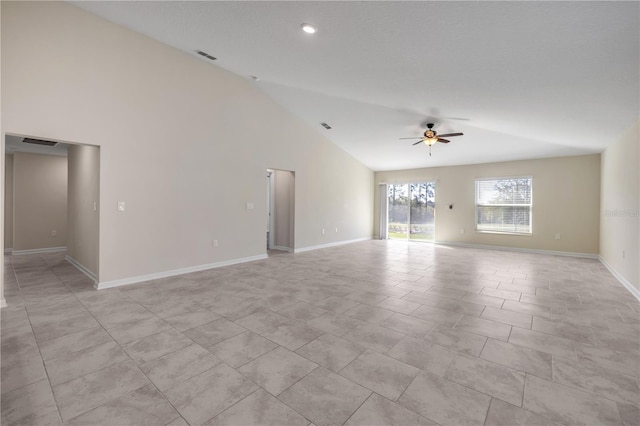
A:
118;201;126;212
460;228;465;234
213;240;219;247
51;230;57;237
335;227;338;233
622;250;625;259
322;228;325;235
555;233;561;240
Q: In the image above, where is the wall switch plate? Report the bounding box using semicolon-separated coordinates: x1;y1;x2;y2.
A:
335;227;338;233
93;202;97;211
118;201;126;212
246;202;254;210
51;230;57;237
213;240;219;247
555;233;561;240
460;228;464;234
322;228;325;235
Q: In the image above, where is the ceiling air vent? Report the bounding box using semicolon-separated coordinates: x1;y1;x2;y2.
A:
195;50;217;61
22;138;58;147
321;122;332;130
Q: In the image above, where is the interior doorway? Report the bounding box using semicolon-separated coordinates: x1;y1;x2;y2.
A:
266;168;295;254
3;134;100;283
387;182;436;241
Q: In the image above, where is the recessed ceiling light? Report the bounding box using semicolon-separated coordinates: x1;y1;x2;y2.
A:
300;23;318;34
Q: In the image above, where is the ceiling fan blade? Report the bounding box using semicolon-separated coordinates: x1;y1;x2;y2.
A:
399;137;423;140
412;140;424;145
437;138;451;143
437;132;463;138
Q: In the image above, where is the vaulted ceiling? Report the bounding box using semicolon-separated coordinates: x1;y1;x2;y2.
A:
71;1;639;171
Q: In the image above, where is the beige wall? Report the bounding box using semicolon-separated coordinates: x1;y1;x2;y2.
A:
273;170;294;250
1;2;373;284
375;154;601;254
600;119;639;289
4;154;14;249
12;152;68;251
67;144;100;278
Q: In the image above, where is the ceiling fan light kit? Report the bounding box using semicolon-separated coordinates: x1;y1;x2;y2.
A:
400;123;464;156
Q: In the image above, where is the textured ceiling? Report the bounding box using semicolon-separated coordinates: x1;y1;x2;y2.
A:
71;1;639;171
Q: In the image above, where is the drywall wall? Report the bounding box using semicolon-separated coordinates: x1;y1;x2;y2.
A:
375;154;601;254
1;2;373;284
600;119;639;289
4;154;14;250
12;152;68;251
67;144;100;278
273;170;294;250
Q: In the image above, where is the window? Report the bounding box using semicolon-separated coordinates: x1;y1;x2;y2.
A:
475;177;532;234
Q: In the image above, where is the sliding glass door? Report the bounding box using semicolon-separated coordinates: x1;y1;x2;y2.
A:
387;182;435;241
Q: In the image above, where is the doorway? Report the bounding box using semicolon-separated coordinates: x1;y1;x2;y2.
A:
3;134;100;282
387;182;436;241
266;169;295;253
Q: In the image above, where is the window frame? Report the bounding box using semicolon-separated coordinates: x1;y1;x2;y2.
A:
474;176;533;235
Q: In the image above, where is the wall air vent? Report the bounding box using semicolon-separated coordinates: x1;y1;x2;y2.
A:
22;138;58;147
320;122;332;130
195;50;217;61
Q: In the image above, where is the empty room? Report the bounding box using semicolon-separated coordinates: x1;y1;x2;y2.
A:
1;2;638;426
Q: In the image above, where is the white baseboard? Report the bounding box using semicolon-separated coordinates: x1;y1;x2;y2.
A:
0;298;7;308
294;237;372;254
95;254;268;290
599;256;640;302
4;248;13;254
11;246;67;255
65;255;98;283
272;246;293;253
436;241;599;259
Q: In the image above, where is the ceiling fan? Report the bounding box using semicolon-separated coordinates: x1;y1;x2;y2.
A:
400;123;463;156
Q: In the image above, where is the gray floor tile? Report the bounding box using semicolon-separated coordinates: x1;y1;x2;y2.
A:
238;346;317;395
444;355;525;407
508;327;578;360
425;325;487;356
65;384;181;426
552;356;640;406
345;393;437;426
52;360;150;421
107;315;173;344
183;318;246;347
481;306;532;329
1;354;48;395
261;321;324;351
207;389;309;426
1;379;61;426
209;331;278;368
344;304;395;324
45;341;129;386
164;309;222;331
523;374;622;425
411;305;463;327
296;333;365;373
387;336;457;376
485;398;561;426
340;350;419;400
455;315;512;341
480;338;552;380
38;327;113;361
278;367;371;426
235;310;290;334
398;370;492;426
123;328;193;364
306;312;366;337
164;363;258;425
139;344;222;391
343;323;405;353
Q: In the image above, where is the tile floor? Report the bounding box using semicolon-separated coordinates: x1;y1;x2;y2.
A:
1;240;639;425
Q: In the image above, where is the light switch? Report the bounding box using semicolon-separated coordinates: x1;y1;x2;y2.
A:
118;201;126;212
246;202;255;210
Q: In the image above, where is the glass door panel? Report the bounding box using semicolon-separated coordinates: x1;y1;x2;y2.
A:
388;184;409;240
409;182;436;241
